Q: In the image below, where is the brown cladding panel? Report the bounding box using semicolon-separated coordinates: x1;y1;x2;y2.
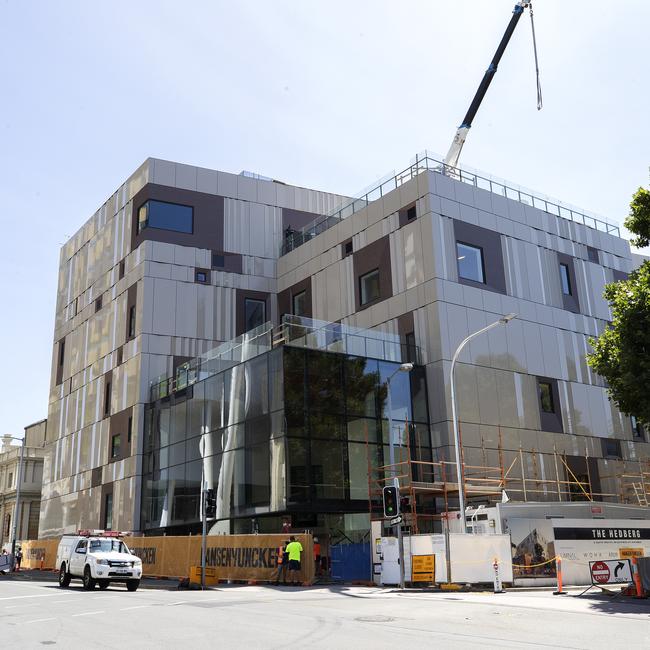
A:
236;290;271;336
130;184;224;253
278;277;312;321
353;236;393;311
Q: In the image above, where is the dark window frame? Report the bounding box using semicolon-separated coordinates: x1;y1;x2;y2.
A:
244;298;266;332
359;268;381;306
111;433;121;459
128;305;136;339
456;241;485;284
95;295;103;312
103;493;113;530
119;260;125;280
137;199;194;235
211;253;225;269
104;380;112;417
602;438;622;460
536;376;563;433
195;269;209;284
343;240;353;257
539;381;555;413
292;290;307;317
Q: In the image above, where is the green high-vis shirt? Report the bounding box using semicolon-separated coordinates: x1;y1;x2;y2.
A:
286;541;303;562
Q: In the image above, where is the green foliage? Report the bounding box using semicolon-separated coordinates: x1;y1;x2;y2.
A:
624;187;650;248
587;260;650;425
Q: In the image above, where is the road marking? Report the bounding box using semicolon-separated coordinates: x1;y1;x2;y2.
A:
26;618;56;624
120;605;150;611
167;601;186;606
6;604;34;609
71;611;105;617
0;594;59;602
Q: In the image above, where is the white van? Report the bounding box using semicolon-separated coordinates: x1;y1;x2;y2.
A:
56;532;142;591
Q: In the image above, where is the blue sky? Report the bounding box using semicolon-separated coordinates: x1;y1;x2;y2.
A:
1;0;648;439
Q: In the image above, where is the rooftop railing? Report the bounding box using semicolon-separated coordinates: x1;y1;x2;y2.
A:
281;151;620;255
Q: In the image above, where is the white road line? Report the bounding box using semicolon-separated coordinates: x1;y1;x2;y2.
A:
71;611;105;617
0;594;59;602
25;618;56;624
120;605;151;611
5;604;34;609
167;601;187;606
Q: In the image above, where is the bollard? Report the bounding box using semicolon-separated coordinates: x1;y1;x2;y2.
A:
553;556;566;595
492;558;505;594
631;557;644;599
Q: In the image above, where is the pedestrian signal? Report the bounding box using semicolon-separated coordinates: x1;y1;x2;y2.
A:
382;486;399;518
205;489;217;519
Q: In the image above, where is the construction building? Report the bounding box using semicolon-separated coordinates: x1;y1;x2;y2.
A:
39;153;649;541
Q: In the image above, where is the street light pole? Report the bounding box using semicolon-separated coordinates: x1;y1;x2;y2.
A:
10;436;26;557
386;361;414;589
450;314;517;533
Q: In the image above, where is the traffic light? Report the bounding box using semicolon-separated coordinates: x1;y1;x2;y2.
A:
382;486;399;518
205;489;216;519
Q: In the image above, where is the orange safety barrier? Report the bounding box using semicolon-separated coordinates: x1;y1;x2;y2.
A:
631;557;644;598
553;557;566;595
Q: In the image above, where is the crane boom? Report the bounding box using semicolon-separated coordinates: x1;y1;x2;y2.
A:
443;2;532;170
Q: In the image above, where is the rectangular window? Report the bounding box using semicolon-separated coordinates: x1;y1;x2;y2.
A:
104;381;111;417
195;270;208;283
587;246;599;264
405;332;417;363
359;269;380;306
602;439;622;459
244;298;266;332
104;493;113;530
456;242;485;283
128;305;136;339
111;434;121;459
292;291;307;317
407;206;417;221
211;253;225;268
119;260;125;280
127;416;133;443
116;346;123;366
539;381;555;413
7;472;13;488
137;200;193;234
59;339;65;366
95;295;102;312
343;240;353;257
559;263;572;295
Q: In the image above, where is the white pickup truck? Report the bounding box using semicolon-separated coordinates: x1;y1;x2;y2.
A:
57;533;142;591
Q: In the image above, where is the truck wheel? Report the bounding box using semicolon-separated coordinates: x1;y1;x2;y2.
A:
83;565;96;590
126;579;140;592
98;580;110;590
58;564;71;588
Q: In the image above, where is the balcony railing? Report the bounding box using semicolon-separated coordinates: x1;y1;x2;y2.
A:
281;151;620;255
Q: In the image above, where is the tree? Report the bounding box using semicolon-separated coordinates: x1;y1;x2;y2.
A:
587;186;650;425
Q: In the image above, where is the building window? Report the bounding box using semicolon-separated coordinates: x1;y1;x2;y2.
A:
128;305;136;339
116;346;123;366
602;439;622;459
212;253;225;268
587;246;599;264
359;269;380;306
104;381;111;417
407;206;416;221
539;381;555;413
137;199;193;234
559;263;572;296
111;434;121;459
343;240;353;257
95;295;103;312
3;513;10;537
631;416;645;440
127;416;133;444
292;291;307;317
405;332;417;363
59;339;65;366
119;260;125;280
104;493;113;530
7;472;13;488
456;242;485;284
244;298;266;332
195;270;208;283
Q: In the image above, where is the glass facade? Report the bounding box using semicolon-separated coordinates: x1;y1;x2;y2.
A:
137;199;193;234
141;346;429;537
456;242;484;283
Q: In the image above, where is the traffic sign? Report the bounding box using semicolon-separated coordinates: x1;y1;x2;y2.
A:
390;516;402;526
589;559;633;585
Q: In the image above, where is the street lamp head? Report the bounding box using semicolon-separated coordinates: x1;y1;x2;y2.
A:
399;362;414;372
499;313;518;325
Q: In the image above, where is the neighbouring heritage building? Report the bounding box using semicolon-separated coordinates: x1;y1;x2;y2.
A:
1;420;47;548
40;153;649;540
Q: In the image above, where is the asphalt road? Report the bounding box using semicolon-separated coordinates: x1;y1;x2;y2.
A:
1;578;648;649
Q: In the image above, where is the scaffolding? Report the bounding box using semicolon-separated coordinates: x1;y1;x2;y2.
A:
367;425;650;533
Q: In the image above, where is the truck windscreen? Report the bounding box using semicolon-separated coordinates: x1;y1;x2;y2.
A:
89;540;128;553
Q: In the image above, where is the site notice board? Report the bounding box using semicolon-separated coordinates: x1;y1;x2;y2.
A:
411;555;435;583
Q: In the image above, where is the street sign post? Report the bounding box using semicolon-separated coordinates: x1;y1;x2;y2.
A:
390;516;402;526
589;559;633;585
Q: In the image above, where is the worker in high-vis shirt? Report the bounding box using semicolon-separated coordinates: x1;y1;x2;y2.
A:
285;536;303;586
274;540;290;585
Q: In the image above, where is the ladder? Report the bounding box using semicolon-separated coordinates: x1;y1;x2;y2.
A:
631;483;649;507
